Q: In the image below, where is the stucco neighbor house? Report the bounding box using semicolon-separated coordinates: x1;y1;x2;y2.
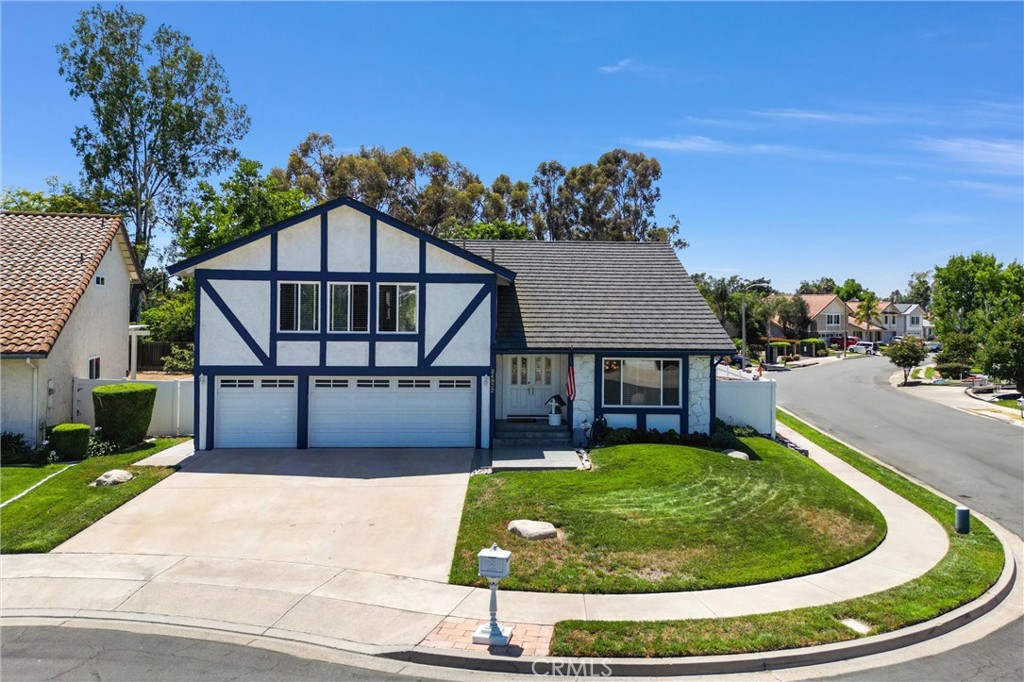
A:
1;212;142;444
167;197;734;451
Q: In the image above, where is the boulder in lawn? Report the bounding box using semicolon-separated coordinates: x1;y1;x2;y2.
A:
724;450;750;460
92;469;133;487
507;519;558;540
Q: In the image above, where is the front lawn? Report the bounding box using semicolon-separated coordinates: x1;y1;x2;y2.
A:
550;412;1003;657
0;463;70;504
1;438;186;553
451;438;885;593
994;398;1021;410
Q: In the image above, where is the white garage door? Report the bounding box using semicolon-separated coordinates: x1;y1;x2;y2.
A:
309;377;476;447
215;377;298;448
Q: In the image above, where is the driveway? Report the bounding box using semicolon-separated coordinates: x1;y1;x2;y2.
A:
54;448;474;582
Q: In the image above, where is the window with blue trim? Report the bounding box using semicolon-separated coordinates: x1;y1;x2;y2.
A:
378;284;417;333
279;282;318;332
329;283;369;332
603;358;680;407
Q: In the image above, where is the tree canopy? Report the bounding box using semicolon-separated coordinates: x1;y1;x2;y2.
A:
57;3;250;274
834;278;868;302
931;253;1023;338
796;276;837;296
1;178;103;214
275;133;686;247
887;338;928;385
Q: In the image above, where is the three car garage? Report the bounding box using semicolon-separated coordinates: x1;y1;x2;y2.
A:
213;376;477;449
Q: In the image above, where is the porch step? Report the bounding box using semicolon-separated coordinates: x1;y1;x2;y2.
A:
495;420;568;432
492;436;574;448
493;420;572;447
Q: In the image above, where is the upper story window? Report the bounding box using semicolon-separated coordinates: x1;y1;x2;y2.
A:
378;284;417;333
95;276;106;286
910;316;920;325
279;282;319;332
329;283;369;332
826;313;841;326
603;358;680;407
88;356;101;379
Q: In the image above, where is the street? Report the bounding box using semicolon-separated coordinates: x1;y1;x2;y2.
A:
773;356;1023;682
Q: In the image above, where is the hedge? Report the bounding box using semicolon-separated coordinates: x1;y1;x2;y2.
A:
92;383;157;447
935;363;969;380
47;423;90;461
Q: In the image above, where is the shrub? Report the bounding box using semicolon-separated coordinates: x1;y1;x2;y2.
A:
817;349;829;357
2;431;31;462
92;383;157;447
86;435;120;458
935;363;969;380
46;423;90;461
161;343;194;373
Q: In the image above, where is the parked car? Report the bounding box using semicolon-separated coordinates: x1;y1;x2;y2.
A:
835;336;861;349
925;341;943;353
849;341;878;355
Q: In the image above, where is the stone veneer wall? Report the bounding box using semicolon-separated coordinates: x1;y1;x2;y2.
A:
572;354;595;428
687;355;712;434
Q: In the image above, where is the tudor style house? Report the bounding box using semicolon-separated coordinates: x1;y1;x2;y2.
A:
1;212;141;444
167;198;734;450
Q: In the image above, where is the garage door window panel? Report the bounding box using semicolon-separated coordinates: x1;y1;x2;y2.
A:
378;284;417;333
280;282;319;332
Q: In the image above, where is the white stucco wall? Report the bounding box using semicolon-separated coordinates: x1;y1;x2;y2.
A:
199;290;260;366
326;342;369;366
201;237;270;271
327;206;370;272
687;355;712;434
647;413;681;433
277;217;320;271
208;280;271;356
572;354;595;428
425;244;489;274
424;283;490;367
376;223;419;273
277;341;320;366
431;301;490;366
1;239;133;443
376;341;417;366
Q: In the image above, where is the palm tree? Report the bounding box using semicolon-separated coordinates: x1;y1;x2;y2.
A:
854;292;882;342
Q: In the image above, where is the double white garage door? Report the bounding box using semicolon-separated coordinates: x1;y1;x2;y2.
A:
214;376;476;448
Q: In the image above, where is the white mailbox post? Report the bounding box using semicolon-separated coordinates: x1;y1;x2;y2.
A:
473;544;513;646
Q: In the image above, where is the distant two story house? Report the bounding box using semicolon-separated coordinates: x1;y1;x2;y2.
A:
167;197;734;451
769;295;930;345
0;212;141;444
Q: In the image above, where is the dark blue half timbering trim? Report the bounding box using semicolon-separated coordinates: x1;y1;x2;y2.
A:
192;269;497;284
166;195;516;281
319;214;329;367
682;358;691;434
206;374;215;450
424;285;490;366
198;365;489;377
368;218;377;367
495;347;734;356
269;234;278;365
199;280;271;366
297;375;309;449
418;241;427;365
475;374;483;449
193;281;201;447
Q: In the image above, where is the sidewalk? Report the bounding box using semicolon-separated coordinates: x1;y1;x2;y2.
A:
891;375;1024;428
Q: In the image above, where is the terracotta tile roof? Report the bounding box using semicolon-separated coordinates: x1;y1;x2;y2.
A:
1;211;140;356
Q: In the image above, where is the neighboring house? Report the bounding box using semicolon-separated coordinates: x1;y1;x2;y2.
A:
769;294;852;344
167;197;733;450
845;300;887;343
1;212;141;444
894;303;928;338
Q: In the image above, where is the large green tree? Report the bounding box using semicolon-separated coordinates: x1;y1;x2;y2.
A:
980;312;1024;390
834;278;867;302
931;253;1022;338
57;3;250;276
905;271;932;310
853;292;881;337
796;276;837;296
1;178;104;214
887;338;928;386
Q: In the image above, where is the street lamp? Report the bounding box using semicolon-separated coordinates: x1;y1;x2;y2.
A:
741;279;770;370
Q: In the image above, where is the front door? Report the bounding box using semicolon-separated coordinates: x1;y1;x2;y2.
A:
505;355;558;416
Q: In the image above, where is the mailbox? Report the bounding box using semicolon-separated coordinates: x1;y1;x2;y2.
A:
478;543;511;579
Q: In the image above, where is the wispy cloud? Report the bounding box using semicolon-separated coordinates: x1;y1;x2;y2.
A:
749;108;894;125
595;58;701;82
913;137;1023;175
946;179;1023;200
597;58;643;74
680;115;760;130
630;135;793;155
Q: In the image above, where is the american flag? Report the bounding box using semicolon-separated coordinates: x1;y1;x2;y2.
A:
565;347;576;402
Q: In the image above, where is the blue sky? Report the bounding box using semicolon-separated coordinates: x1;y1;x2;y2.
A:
3;2;1022;296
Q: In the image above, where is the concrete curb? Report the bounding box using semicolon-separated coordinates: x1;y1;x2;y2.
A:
379;526;1018;675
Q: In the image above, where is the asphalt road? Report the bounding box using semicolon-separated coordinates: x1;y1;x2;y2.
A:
0;626;436;682
773;356;1024;682
772;356;1023;537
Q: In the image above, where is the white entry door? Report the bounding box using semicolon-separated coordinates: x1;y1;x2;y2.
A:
505;355;558;416
215;377;297;448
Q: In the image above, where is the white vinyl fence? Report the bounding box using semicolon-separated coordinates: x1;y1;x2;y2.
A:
716;378;777;437
73;378;194;437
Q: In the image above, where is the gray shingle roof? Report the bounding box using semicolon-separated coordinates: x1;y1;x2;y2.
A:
458;240;734;352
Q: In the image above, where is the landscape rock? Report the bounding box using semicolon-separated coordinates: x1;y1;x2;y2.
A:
508;519;558;540
724;450;750;460
92;469;133;487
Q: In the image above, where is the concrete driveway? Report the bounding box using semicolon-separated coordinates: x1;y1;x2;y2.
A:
55;448;474;582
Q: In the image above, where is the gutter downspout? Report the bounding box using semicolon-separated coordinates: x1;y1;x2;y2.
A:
25;358;40;445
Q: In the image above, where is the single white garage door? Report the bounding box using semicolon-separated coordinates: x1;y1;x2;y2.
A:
309;377;476;447
215;377;298;448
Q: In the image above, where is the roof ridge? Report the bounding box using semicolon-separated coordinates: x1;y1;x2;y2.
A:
1;210;122;219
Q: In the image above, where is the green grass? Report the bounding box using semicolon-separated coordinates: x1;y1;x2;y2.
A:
550;412;1004;657
994;398;1021;410
911;368;922;380
924;366;935;380
0;463;70;504
1;438;186;553
451;439;885;594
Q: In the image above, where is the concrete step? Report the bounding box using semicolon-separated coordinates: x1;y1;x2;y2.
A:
495;420;567;432
491;438;574;448
492;429;570;441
